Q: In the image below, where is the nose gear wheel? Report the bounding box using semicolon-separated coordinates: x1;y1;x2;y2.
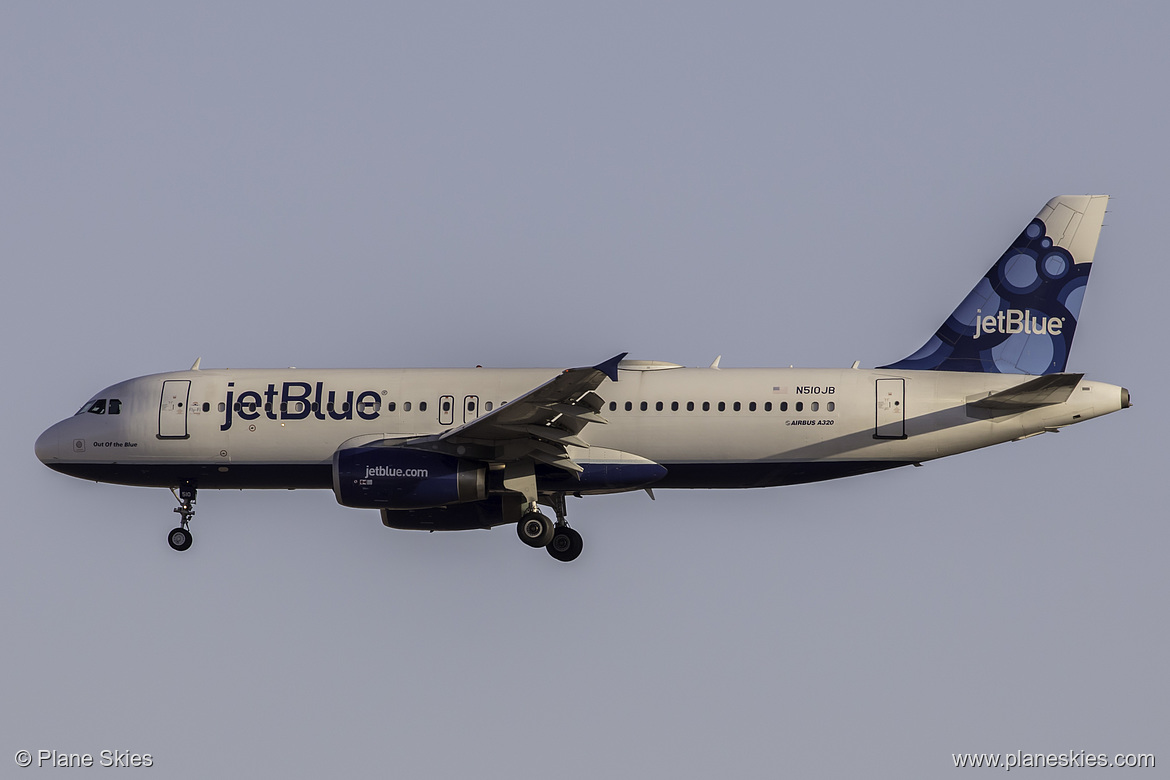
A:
168;481;197;552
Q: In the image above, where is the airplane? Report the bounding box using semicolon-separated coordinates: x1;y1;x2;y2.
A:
35;195;1130;562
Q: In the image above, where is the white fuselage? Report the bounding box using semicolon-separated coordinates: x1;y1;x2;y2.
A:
35;364;1127;492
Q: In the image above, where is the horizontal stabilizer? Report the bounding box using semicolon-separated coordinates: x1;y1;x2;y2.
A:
968;373;1084;410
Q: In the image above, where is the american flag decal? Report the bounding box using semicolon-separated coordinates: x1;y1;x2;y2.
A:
772;386;788;394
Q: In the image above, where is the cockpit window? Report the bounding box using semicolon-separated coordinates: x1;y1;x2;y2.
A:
109;399;122;415
86;399;107;415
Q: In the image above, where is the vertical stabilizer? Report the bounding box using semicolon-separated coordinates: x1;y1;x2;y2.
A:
880;195;1108;375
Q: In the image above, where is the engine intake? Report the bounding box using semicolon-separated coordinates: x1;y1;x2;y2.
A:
333;445;485;509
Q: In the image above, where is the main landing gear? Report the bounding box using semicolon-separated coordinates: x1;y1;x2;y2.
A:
168;481;196;552
515;493;583;563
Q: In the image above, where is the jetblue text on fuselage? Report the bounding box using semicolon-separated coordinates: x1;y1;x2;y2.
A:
972;309;1064;340
221;382;384;431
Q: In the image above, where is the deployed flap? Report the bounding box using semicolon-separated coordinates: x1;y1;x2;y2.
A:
405;353;627;472
968;373;1084;410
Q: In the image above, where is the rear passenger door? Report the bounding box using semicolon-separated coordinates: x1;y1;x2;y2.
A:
874;378;906;439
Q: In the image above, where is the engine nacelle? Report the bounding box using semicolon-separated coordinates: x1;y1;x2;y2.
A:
379;497;511;531
333;445;486;509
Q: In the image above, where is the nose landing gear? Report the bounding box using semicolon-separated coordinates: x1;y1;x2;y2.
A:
167;482;196;552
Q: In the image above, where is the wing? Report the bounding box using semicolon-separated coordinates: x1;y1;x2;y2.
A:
405;353;626;473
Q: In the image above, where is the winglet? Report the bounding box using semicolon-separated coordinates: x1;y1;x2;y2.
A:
592;353;627;382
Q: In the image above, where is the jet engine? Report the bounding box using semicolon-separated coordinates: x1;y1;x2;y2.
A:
333;444;486;509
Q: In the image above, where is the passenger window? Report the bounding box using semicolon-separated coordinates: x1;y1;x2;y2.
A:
87;399;106;415
110;399;123;414
749;401;756;412
419;401;428;412
780;402;788;412
764;401;772;412
795;402;804;412
403;401;411;412
358;398;380;415
625;401;633;412
640;401;648;411
718;401;725;412
702;401;710;411
485;401;493;411
443;400;452;412
609;401;617;411
201;402;209;413
811;402;819;412
218;402;226;413
671;401;679;411
387;401;396;412
655;401;663;411
687;401;694;412
733;401;741;412
279;402;287;413
827;401;835;412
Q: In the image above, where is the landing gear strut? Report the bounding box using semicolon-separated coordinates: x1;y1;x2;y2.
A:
544;493;583;563
505;461;584;562
168;481;196;551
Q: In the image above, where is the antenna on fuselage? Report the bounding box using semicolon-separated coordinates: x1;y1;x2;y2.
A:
709;355;722;369
190;358;202;370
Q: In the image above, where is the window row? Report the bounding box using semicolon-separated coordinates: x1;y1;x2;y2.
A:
221;399;499;415
607;400;836;413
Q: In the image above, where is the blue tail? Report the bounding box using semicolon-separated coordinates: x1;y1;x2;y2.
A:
880;195;1108;375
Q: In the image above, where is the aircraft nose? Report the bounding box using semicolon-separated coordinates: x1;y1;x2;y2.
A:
35;425;59;464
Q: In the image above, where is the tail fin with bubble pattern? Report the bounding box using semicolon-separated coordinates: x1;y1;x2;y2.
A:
880;195;1108;375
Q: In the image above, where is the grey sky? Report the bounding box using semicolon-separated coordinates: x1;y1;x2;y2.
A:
2;3;1164;777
